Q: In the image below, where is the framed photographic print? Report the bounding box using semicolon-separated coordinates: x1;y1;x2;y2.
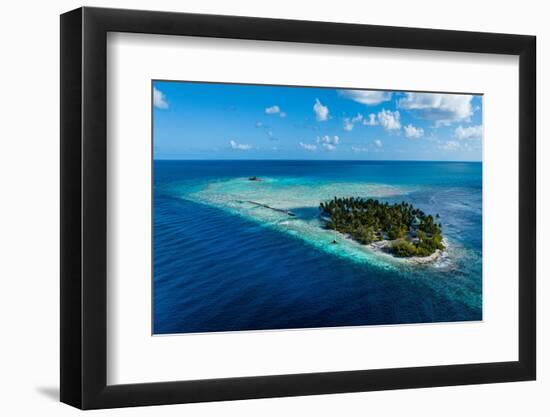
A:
60;7;536;409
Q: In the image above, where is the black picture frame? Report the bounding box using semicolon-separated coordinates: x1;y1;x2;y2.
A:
60;6;536;410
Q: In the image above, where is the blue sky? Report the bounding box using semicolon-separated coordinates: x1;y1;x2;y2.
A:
153;81;482;161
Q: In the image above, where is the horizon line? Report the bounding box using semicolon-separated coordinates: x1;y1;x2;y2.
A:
153;158;482;163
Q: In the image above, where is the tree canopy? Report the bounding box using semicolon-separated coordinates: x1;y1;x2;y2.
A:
319;197;444;257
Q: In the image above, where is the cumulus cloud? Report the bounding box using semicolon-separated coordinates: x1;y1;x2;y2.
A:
404;124;424;139
265;105;286;117
317;135;340;145
313;99;329;121
454;125;483;140
229;140;252;150
339;90;392;105
316;135;340;151
343;118;354;131
265;105;280;114
299;142;317;151
153;87;169;109
351;146;369;153
439;140;460;151
398;93;473;126
363;113;378;126
374;139;383;148
377;109;401;131
343;113;364;131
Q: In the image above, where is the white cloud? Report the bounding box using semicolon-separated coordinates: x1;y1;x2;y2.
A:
299;142;317;151
229;140;252;150
404;124;424;139
265;105;286;118
316;135;340;151
363;113;378;126
255;121;264;128
351;146;369;153
265;105;280;114
339;90;392;105
377;109;401;131
153;87;169;109
343;118;354;131
374;139;383;148
317;135;340;145
398;93;473;126
454;125;483;140
439;140;460;151
313;99;329;121
343;113;364;131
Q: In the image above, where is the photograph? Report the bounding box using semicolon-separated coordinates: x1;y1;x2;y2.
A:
0;0;542;413
152;81;483;335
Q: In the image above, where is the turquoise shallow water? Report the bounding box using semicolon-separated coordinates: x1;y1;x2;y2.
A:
154;160;482;334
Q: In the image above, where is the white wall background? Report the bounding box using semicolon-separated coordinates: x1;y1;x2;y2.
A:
0;0;545;415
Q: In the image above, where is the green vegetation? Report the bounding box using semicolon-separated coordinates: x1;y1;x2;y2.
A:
319;197;444;258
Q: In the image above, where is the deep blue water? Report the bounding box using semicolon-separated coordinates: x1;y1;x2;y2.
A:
153;160;482;334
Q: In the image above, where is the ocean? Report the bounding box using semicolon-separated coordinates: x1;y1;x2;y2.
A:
153;160;482;334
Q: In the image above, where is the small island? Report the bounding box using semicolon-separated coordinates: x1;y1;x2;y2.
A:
320;197;444;258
